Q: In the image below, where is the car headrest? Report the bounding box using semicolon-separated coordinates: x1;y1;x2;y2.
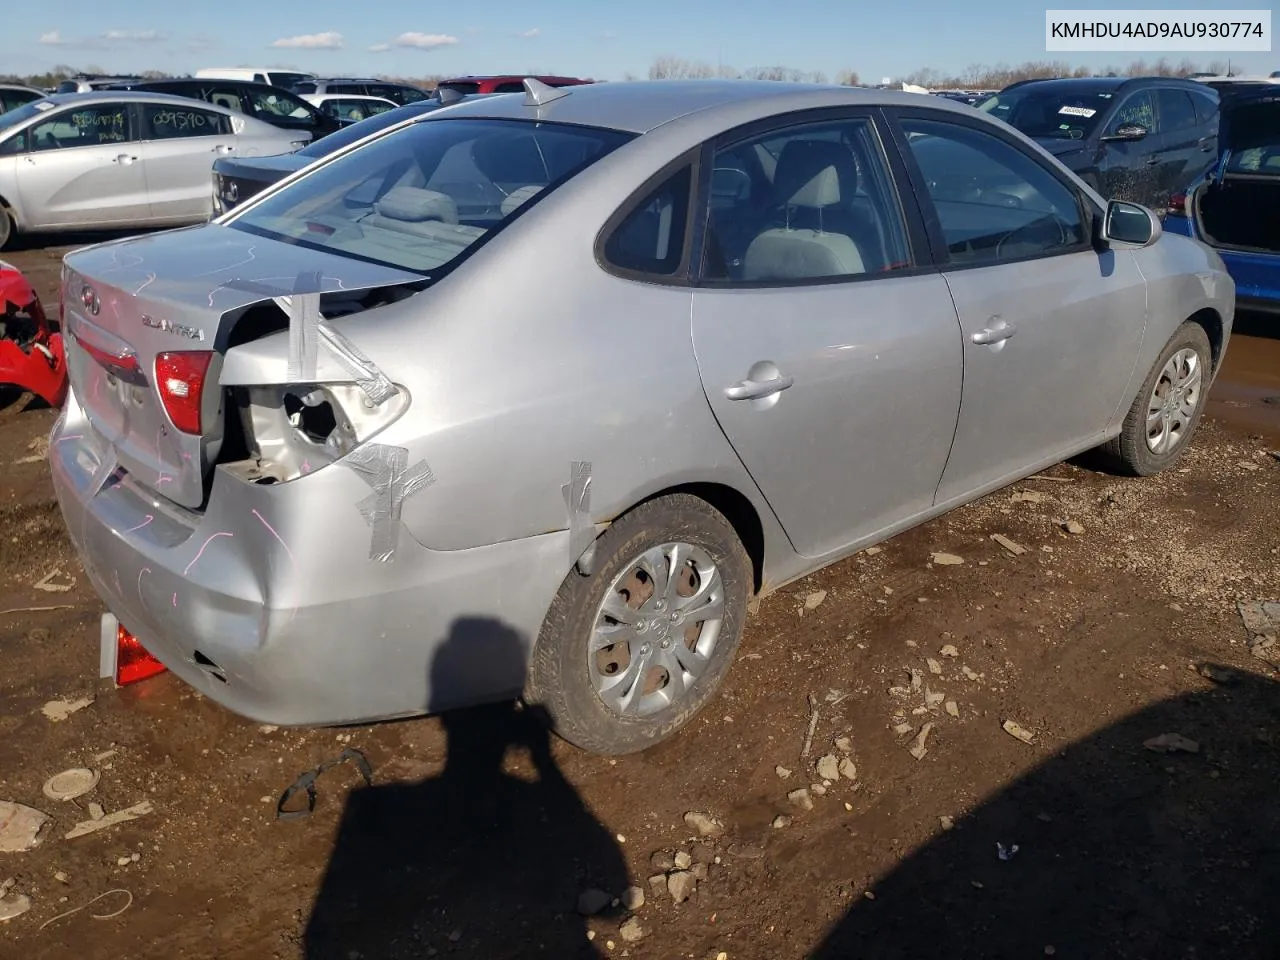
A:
374;186;458;224
773;140;858;208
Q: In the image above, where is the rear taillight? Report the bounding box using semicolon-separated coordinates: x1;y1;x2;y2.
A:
155;351;212;434
1167;192;1188;217
115;625;167;686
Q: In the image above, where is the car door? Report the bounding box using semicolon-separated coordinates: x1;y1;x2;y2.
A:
687;111;965;559
1155;88;1208;197
1096;89;1169;207
889;111;1148;505
14;101;149;227
135;101;236;221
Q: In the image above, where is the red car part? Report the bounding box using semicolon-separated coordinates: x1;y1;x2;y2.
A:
0;261;67;408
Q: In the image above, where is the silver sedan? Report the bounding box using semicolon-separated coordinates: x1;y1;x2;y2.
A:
0;91;308;248
50;80;1233;754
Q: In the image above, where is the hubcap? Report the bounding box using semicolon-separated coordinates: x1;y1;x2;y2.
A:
589;542;725;718
1146;347;1202;456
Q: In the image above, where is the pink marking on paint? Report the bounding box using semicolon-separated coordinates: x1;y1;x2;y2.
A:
251;509;295;565
183;531;234;576
137;567;152;606
155;474;173;485
56;434;83;444
124;514;154;534
302;460;312;474
114;569;123;595
171;592;178;608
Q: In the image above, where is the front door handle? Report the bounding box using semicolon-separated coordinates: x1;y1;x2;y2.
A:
1144;156;1160;165
971;319;1017;346
214;144;234;155
724;374;795;401
115;154;137;165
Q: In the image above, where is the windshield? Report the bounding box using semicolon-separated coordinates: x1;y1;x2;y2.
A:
979;86;1118;139
0;98;55;133
229;117;632;274
271;72;315;89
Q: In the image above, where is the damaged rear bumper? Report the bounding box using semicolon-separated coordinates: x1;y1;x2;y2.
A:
0;261;67;408
50;388;570;726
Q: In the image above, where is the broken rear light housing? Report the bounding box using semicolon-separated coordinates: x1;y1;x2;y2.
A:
1166;191;1188;217
155;351;213;434
115;625;168;686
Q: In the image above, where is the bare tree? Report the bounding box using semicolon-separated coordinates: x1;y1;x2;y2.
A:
835;69;860;86
650;56;715;80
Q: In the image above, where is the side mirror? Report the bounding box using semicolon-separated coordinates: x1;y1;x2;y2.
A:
1102;199;1162;247
1101;123;1149;142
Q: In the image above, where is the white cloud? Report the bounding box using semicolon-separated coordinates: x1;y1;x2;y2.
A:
601;30;618;40
270;31;344;50
519;28;541;38
104;30;163;42
39;31;65;45
368;43;391;53
391;32;459;50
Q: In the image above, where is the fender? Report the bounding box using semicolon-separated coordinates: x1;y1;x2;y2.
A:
0;262;67;408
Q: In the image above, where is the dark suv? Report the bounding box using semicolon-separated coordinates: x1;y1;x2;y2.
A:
978;76;1219;210
104;78;342;140
290;78;429;106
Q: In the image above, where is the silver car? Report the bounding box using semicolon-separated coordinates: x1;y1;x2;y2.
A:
0;92;308;249
50;80;1233;755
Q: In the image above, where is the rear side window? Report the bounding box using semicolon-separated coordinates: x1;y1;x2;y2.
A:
439;82;480;96
329;83;365;96
293;82;317;95
901;118;1087;266
1158;90;1198;132
31;104;134;150
253;74;267;84
143;103;231;139
1108;91;1157;133
603;165;693;277
1190;90;1219;125
207;87;245;113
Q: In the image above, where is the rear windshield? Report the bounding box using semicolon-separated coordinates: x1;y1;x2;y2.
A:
296;101;438;158
229;118;632;274
0;98;56;132
271;72;315;90
980;86;1118;139
438;81;480;96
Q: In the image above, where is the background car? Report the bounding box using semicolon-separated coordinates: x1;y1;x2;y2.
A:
104;78;342;140
211;91;486;212
0;91;305;248
301;93;399;124
290;78;429;106
52;80;1231;756
0;84;48;114
1165;88;1279;315
978;76;1220;209
55;74;143;93
196;67;318;89
435;74;593;95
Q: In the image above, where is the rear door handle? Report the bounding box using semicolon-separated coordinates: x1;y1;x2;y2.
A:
971;319;1017;346
724;374;795;401
214;144;234;155
1144;156;1160;165
115;154;137;165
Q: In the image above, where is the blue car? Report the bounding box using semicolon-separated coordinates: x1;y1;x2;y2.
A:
1165;88;1280;315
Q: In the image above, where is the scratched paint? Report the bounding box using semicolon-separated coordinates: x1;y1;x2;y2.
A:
183;531;234;577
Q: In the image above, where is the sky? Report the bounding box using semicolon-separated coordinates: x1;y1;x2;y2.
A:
2;0;1275;82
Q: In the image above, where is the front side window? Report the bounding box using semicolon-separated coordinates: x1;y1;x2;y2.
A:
230;118;632;274
701;117;911;282
1107;91;1157;133
979;85;1119;140
603;165;692;276
370;84;426;105
293;81;318;95
30;104;133;150
323;99;395;122
901;118;1087;266
143;103;231;139
329;84;364;96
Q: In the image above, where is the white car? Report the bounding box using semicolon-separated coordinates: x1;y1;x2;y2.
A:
0;91;308;249
301;94;400;123
196;68;318;90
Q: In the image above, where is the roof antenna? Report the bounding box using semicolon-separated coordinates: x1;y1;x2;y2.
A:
523;77;571;106
436;87;464;105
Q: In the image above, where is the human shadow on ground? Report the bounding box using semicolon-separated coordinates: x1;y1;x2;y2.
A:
811;665;1280;959
304;617;629;959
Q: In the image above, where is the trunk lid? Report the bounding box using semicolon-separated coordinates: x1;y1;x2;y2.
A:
62;223;423;509
1218;91;1280;169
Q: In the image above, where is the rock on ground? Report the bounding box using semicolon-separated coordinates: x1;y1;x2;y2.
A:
667;871;697;904
578;889;613;916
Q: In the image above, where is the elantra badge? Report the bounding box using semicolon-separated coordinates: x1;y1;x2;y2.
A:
142;315;206;341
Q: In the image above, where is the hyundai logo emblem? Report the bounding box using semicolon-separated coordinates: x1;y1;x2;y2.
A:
81;285;99;315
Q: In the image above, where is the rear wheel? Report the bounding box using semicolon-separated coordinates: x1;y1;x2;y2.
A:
0;206;13;251
525;493;751;755
1099;321;1212;476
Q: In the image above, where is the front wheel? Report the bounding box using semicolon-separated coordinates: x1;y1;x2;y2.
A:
1099;321;1212;476
0;206;13;251
525;493;751;755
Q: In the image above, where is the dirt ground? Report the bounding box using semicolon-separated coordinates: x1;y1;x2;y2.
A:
2;235;1278;960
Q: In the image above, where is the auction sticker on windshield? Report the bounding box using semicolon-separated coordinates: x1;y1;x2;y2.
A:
1059;106;1098;117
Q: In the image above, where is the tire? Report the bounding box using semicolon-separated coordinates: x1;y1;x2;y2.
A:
0;206;13;251
1099;321;1212;476
525;493;752;755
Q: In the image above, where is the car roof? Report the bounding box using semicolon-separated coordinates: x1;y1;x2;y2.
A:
421;79;976;134
311;78;400;84
1001;75;1212;94
19;90;246;112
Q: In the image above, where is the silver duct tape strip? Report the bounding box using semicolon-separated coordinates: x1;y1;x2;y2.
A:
562;460;594;561
343;443;436;562
88;449;119;498
318;321;396;405
285;271;323;382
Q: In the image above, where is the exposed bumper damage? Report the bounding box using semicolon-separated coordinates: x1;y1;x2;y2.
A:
0;261;67;408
